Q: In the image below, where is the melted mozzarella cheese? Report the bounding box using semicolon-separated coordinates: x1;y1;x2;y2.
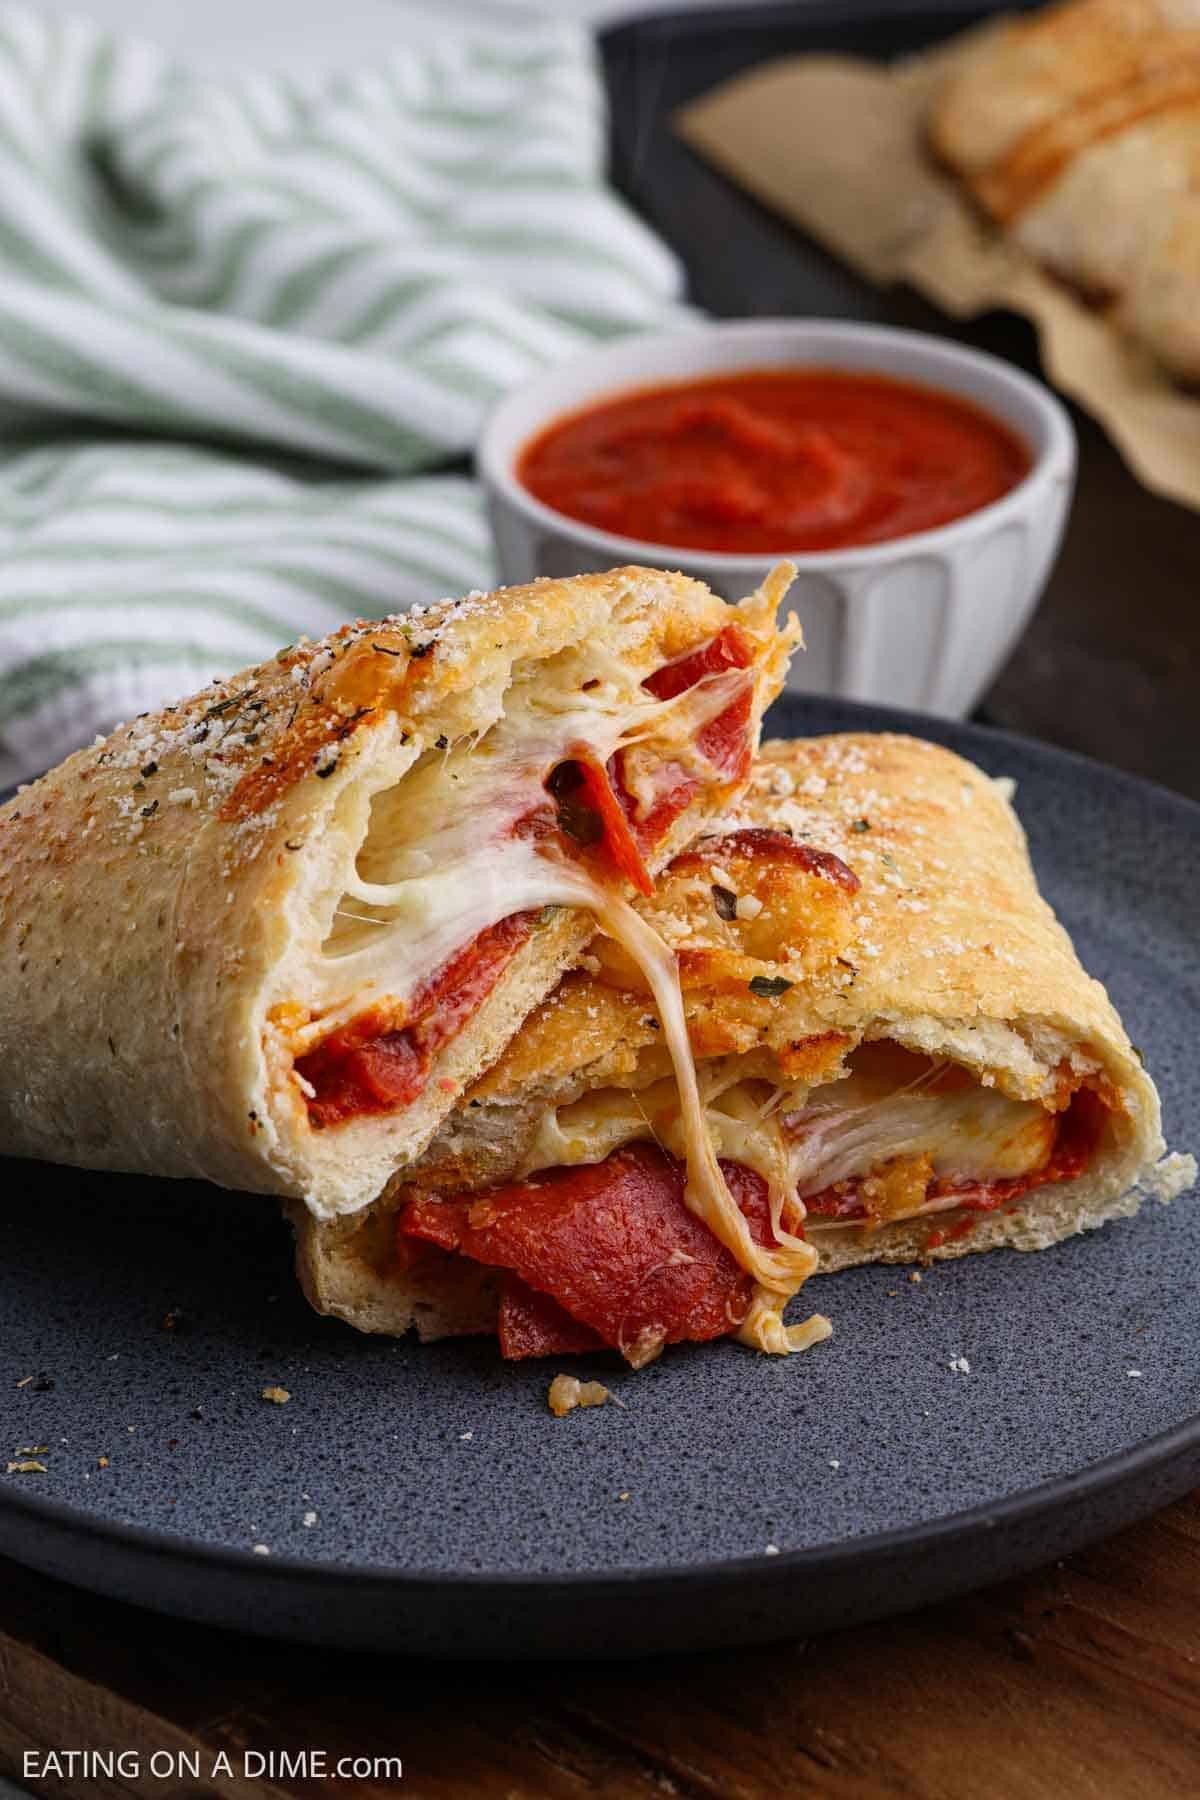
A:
517;1055;1062;1350
737;1292;833;1356
786;1074;1055;1205
301;657;751;1037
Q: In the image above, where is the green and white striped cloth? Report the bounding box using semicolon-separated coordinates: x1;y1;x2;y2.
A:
0;4;685;786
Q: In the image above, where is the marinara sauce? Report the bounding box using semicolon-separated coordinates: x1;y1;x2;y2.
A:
517;368;1030;554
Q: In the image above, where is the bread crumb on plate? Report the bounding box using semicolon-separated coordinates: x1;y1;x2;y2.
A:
548;1374;610;1417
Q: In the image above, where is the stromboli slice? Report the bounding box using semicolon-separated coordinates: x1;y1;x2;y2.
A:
0;565;799;1215
293;733;1193;1363
928;0;1200;380
928;0;1200;206
294;792;868;1357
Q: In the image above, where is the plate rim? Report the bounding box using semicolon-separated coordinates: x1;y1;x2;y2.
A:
3;1389;1199;1597
4;691;1198;1610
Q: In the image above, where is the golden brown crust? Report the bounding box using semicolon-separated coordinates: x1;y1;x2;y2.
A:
0;567;796;1214
736;735;1128;1081
471;731;1145;1112
472;823;861;1100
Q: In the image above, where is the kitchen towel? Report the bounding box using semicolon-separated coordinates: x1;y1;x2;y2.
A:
0;3;683;785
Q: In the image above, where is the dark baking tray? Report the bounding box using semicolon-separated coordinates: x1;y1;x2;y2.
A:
602;0;1200;804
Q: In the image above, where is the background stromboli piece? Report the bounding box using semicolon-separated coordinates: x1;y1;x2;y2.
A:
0;566;798;1217
929;0;1200;381
295;733;1191;1361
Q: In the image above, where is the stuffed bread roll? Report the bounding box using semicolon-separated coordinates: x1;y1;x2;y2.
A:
293;733;1193;1364
926;0;1200;213
0;566;799;1215
926;0;1200;380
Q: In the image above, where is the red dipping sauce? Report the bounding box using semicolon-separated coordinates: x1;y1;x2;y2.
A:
517;368;1031;555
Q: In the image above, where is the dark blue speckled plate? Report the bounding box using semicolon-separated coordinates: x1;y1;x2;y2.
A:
2;694;1198;1657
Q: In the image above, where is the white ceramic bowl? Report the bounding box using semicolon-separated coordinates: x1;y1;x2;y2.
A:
478;320;1076;720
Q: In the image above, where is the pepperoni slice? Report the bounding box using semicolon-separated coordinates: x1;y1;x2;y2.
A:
399;1143;774;1363
547;754;654;896
642;623;754;705
299;913;532;1128
498;1278;607;1359
645;623;755;781
615;625;757;850
676;827;860;895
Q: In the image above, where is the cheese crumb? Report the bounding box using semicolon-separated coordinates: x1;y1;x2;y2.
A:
252;1543;271;1556
1127;1369;1144;1379
548;1374;611;1417
764;1543;780;1556
736;894;763;920
261;1385;291;1405
303;1509;318;1527
948;1354;971;1375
